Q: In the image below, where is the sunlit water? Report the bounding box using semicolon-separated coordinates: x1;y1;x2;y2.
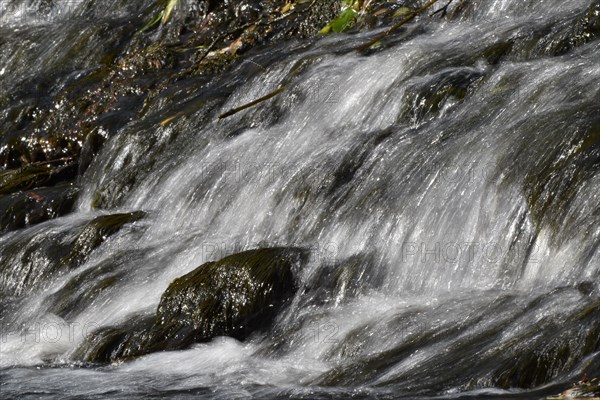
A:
1;0;599;398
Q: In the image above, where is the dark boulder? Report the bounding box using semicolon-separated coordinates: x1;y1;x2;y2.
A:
77;247;307;362
0;182;80;234
0;159;78;196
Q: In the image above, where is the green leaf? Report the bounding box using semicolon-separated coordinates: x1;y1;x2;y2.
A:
161;0;179;25
137;11;164;35
319;25;332;35
393;7;413;18
321;7;358;34
331;8;358;32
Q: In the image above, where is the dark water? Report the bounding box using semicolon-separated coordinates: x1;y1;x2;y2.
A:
1;0;599;398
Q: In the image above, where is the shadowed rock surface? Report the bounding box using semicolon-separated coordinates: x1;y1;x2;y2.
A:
76;247;307;362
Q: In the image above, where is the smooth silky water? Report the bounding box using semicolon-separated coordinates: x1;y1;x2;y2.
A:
1;0;599;398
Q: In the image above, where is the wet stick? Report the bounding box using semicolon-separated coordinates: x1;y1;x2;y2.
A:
356;0;441;52
218;86;286;119
430;0;455;17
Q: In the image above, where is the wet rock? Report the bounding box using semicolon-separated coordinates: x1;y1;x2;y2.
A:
301;253;384;307
0;22;138;171
352;0;421;31
60;211;146;269
314;293;600;390
48;269;124;321
79;128;108;175
0;211;145;296
0;229;73;297
481;40;515;65
44;247;151;321
0;1;354;209
399;67;485;124
0;159;78;196
0;182;80;234
492;298;600;389
77;247;307;362
546;377;600;399
75;315;156;364
546;0;600;56
153;247;304;343
578;281;597;296
524;117;600;237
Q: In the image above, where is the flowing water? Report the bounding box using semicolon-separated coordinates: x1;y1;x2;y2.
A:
1;0;599;398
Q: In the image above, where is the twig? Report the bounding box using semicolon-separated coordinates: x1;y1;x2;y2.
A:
430;0;455;18
355;0;440;52
193;35;223;65
218;86;286;119
178;0;325;121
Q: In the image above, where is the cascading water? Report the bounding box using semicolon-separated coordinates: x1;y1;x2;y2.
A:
1;0;599;398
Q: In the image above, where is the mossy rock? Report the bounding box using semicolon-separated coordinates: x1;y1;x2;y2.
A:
0;211;146;296
0;161;78;196
78;247;308;362
146;247;307;352
60;211;146;269
74;315;156;364
0;182;80;234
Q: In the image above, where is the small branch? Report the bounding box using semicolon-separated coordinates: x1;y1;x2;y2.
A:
355;0;440;52
430;0;455;18
218;86;286;119
194;36;222;65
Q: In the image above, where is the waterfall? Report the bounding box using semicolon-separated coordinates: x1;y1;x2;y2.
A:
1;0;599;398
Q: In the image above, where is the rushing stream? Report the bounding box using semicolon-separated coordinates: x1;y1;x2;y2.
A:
1;0;599;398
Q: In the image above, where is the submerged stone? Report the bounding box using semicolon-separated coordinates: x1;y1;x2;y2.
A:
399;67;485;124
0;211;146;296
524;117;600;238
61;211;147;269
314;293;600;390
301;253;384;307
